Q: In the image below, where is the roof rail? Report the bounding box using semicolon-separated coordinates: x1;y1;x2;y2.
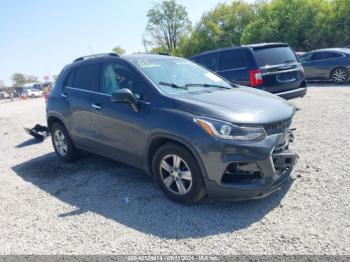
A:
73;53;119;62
158;52;171;56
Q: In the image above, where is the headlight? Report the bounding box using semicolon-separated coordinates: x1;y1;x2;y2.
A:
194;117;266;141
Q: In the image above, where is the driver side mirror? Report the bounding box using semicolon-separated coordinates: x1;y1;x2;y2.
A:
111;88;139;112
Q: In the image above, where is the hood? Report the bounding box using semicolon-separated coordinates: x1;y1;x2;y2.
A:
172;87;296;124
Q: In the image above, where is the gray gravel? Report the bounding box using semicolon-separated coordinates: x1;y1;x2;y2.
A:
0;85;349;255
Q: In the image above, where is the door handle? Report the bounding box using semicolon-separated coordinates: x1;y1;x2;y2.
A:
91;103;102;110
61;92;68;98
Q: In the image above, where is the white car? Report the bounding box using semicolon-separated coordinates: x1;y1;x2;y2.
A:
26;89;43;98
0;91;10;99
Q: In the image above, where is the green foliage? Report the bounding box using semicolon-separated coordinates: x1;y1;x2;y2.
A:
145;0;191;53
241;0;333;51
11;73;38;86
177;1;256;57
172;0;350;57
11;73;26;86
25;75;39;83
112;46;126;55
329;0;350;47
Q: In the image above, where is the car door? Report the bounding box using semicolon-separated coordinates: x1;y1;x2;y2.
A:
217;49;250;86
61;63;98;149
301;52;329;80
91;59;151;168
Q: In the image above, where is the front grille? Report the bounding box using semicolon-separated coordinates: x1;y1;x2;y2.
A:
264;118;292;135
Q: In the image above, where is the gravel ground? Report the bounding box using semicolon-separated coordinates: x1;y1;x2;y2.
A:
0;85;349;255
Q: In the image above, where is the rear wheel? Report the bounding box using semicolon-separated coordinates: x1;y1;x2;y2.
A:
51;122;78;162
152;143;206;204
331;67;348;84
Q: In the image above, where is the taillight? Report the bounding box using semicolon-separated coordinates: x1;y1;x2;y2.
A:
249;69;263;87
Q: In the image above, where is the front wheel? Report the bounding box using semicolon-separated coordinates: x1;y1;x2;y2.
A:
152;143;206;204
331;67;348;84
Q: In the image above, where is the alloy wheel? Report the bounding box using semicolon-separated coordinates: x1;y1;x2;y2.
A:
159;154;193;195
53;129;68;156
333;68;347;83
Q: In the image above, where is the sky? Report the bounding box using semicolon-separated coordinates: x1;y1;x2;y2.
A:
0;0;259;85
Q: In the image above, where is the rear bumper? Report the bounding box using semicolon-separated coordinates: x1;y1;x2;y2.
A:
274;86;307;100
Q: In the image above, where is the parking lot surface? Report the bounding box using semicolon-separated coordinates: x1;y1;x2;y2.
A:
0;85;349;255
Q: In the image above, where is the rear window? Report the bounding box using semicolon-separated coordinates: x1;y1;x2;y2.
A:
253;46;297;67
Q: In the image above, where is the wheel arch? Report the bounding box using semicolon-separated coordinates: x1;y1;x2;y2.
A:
330;66;349;80
47;115;74;145
146;134;208;180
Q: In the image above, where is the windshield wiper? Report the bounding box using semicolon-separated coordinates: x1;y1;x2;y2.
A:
282;59;296;64
184;83;232;89
159;81;188;90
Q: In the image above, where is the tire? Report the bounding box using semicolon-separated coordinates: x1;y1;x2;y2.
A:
152;143;206;204
30;94;35;98
51;122;78;162
331;67;348;84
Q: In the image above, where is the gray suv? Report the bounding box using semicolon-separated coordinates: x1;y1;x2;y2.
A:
47;53;298;204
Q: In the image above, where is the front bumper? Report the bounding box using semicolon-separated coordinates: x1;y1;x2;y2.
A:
194;130;298;200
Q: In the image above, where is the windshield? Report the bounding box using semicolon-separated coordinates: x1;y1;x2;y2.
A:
130;57;232;94
253;46;297;67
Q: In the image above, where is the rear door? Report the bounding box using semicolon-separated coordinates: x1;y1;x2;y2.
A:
252;46;304;94
217;49;250;85
193;52;219;72
61;63;98;149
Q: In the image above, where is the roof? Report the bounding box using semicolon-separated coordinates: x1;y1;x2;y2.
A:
67;53;177;68
122;53;181;61
190;42;289;58
306;48;350;54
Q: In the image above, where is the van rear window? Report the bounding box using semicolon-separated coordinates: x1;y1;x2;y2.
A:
253;46;297;67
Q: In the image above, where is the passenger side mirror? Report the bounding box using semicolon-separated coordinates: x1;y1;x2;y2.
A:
111;89;139;112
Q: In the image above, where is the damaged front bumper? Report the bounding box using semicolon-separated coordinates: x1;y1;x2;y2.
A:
195;129;298;200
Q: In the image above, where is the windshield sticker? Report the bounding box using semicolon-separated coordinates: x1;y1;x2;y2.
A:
205;72;222;82
136;60;160;68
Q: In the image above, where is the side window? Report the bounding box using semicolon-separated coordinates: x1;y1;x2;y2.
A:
219;49;247;71
324;52;343;59
63;69;75;87
72;64;97;91
299;54;312;62
133;75;150;101
196;53;218;71
100;62;134;95
311;52;336;61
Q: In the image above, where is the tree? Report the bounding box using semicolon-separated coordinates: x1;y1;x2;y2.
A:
11;73;26;86
25;75;39;83
240;0;333;51
112;46;126;55
177;1;256;57
145;0;191;53
0;80;4;89
329;0;350;47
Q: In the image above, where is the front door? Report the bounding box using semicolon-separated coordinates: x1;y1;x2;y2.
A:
91;59;150;168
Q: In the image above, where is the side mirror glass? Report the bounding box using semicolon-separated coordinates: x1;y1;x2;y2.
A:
111;88;139;112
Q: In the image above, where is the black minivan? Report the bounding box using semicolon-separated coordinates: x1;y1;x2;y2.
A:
190;43;307;100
